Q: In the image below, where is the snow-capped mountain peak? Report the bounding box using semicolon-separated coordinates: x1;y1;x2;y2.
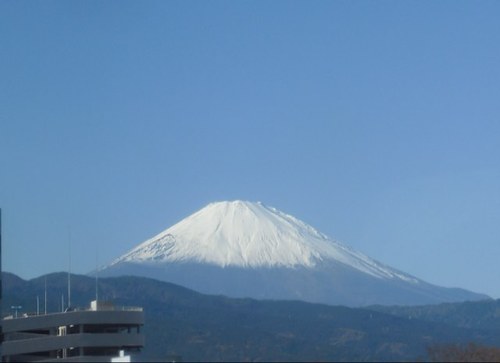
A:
111;200;417;282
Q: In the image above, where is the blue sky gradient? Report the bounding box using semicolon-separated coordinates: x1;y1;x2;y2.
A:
1;1;499;297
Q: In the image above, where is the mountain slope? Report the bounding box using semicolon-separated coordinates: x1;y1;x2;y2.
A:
111;201;416;281
3;272;499;362
102;201;488;306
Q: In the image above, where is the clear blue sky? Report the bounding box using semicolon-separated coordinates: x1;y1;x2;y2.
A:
1;1;499;298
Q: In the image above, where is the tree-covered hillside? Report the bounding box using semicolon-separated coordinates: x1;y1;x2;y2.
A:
3;272;498;362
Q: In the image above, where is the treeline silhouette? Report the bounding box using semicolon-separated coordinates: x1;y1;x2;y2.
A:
4;272;500;362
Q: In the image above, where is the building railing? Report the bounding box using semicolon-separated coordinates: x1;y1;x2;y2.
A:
86;305;143;312
3;304;143;319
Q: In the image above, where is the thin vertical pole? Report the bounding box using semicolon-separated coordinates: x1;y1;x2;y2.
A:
68;228;71;309
44;276;47;314
95;250;99;303
36;295;40;315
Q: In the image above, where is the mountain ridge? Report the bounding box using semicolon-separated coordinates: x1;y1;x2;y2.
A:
102;200;489;306
2;271;498;362
110;201;419;281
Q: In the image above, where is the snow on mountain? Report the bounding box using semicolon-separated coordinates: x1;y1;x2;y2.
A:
111;201;417;283
102;200;489;306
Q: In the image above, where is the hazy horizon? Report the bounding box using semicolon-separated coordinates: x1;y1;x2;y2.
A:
1;1;499;299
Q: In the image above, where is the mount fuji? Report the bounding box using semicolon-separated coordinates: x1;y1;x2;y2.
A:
100;201;488;306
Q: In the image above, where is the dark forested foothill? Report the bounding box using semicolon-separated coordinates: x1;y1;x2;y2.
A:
3;272;499;362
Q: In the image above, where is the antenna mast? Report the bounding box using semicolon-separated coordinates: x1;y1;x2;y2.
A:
95;249;99;303
67;228;71;310
44;276;47;314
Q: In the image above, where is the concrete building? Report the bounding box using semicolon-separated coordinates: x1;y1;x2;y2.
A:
2;300;144;362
